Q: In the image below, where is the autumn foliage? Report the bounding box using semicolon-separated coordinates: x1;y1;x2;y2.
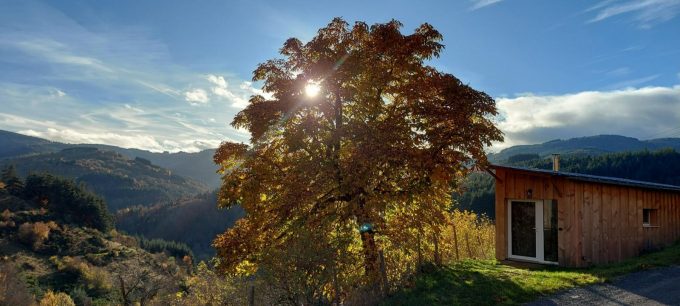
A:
213;17;502;300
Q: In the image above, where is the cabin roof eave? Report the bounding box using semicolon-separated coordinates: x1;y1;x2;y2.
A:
489;164;680;193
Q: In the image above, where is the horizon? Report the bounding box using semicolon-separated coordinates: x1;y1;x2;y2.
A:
1;0;680;152
5;128;680;155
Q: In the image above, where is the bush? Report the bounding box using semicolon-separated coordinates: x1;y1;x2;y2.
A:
39;290;75;306
18;222;51;249
69;287;92;306
51;256;112;295
0;209;15;228
1;209;11;220
80;266;112;295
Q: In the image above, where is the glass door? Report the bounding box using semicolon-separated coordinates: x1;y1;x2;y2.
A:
508;200;558;263
510;201;537;258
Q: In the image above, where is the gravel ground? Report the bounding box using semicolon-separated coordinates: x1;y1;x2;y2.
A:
527;266;680;306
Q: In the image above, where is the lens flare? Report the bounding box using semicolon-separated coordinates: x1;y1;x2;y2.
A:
305;82;321;97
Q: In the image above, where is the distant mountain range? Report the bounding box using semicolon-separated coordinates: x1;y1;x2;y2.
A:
5;130;680;184
0;147;208;211
489;135;680;162
0;130;221;188
0;129;235;259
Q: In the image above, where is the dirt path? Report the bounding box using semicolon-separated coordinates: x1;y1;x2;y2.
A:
527;266;680;306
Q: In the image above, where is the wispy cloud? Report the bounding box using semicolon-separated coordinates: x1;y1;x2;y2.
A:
587;0;680;28
494;85;680;151
605;67;631;77
0;1;261;151
184;89;209;105
469;0;503;11
605;74;659;89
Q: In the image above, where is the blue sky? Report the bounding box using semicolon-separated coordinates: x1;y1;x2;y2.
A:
1;0;679;152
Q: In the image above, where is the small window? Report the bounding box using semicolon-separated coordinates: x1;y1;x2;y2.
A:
643;209;658;227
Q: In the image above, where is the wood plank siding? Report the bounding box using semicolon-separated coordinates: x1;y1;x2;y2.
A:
493;166;680;267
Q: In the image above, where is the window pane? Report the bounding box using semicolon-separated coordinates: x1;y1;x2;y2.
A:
643;209;650;225
511;201;536;258
543;200;558;262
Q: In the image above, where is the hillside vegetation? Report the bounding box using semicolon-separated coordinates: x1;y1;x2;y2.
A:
0;171;191;305
1;147;208;211
0;130;220;188
116;192;243;260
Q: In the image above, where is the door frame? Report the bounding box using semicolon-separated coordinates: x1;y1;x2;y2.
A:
507;199;558;264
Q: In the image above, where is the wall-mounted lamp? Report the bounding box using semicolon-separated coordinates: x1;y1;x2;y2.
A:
526;189;533;199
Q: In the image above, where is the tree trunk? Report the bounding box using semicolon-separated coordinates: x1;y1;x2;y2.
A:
465;233;473;258
433;232;441;265
360;228;380;284
379;250;389;297
417;231;422;269
356;201;380;291
452;223;460;261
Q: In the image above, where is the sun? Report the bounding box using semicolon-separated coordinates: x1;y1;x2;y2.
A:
304;82;321;97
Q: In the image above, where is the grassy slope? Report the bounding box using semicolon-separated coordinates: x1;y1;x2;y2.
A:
386;242;680;305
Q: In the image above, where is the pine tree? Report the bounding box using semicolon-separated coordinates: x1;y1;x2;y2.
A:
1;165;23;196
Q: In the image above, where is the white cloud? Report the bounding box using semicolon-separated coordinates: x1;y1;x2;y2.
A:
587;0;680;28
20;127;166;151
18;127;225;153
184;88;209;105
205;74;251;108
207;74;228;88
470;0;503;10
494;85;680;151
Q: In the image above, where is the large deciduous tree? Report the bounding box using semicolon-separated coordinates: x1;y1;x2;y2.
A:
213;18;502;287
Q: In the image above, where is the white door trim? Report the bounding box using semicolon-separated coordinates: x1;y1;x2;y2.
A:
507;199;557;264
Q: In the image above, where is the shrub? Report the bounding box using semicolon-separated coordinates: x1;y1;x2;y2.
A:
18;222;51;249
69;287;92;306
0;209;15;228
80;265;112;295
1;209;11;220
52;256;112;295
39;290;75;306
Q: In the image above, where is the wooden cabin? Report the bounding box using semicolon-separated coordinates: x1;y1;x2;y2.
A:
490;161;680;267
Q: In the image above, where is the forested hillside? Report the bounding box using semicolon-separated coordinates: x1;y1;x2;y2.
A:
116;191;243;260
456;149;680;218
516;149;680;186
1;147;208;211
0;130;220;188
0;170;192;305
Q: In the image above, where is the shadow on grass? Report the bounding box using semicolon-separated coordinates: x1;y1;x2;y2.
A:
384;242;680;306
384;261;554;306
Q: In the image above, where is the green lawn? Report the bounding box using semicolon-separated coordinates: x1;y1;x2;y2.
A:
385;242;680;305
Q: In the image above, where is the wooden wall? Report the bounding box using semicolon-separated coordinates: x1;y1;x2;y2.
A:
494;167;680;267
